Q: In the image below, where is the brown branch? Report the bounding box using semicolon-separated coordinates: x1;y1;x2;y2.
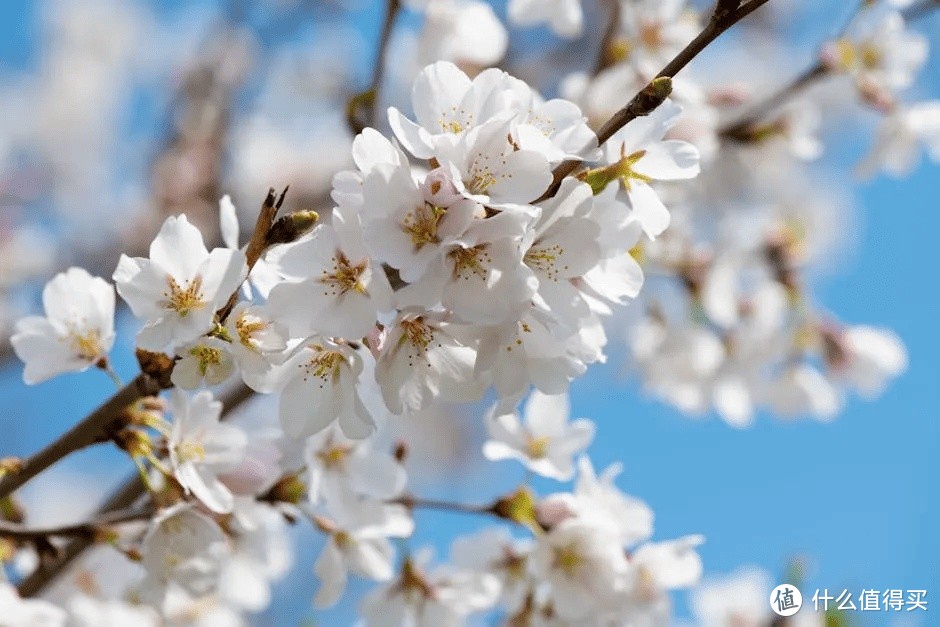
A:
905;0;940;20
346;0;402;135
0;374;165;502
17;383;256;597
216;186;288;323
719;0;938;140
537;0;775;201
719;63;827;139
395;495;501;518
16;477;146;597
2;185;285;506
0;505;153;541
593;0;623;75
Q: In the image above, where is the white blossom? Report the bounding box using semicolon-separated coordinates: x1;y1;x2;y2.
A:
417;0;508;67
139;504;229;603
12;267;115;384
530;518;630;620
360;550;499;627
278;338;376;439
113;215;247;351
858;100;940;177
171;337;236;390
376;311;482;414
483;390;595;480
600;99;701;238
267;207;393;340
312;499;414;608
0;582;66;626
168;390;248;514
304;426;407;513
507;0;584;39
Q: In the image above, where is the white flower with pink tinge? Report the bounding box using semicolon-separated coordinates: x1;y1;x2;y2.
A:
12;267;115;384
483;390;595;481
113;214;247;351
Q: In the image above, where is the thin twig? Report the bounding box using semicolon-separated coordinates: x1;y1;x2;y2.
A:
395;495;501;519
0;505;153;541
720;0;938;139
216;187;288;323
16;383;256;597
371;0;401;103
719;63;827;139
2;186;283;507
593;0;622;75
538;0;775;201
346;0;402;135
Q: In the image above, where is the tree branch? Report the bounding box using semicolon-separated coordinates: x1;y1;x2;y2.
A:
216;186;288;323
537;0;775;201
0;505;153;541
346;0;402;135
719;63;827;139
593;0;623;75
0;374;164;501
16;383;256;597
395;495;502;519
720;0;938;139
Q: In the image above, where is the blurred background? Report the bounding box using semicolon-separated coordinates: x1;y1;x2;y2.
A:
0;0;936;624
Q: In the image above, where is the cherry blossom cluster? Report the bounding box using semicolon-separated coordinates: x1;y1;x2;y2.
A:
386;0;925;426
552;0;923;425
4;59;710;623
14;60;700;424
1;0;935;623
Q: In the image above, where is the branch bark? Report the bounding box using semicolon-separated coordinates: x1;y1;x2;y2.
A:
0;374;164;501
0;505;153;541
537;0;775;201
16;382;256;597
346;0;402;135
593;0;623;75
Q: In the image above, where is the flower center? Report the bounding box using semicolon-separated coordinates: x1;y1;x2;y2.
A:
504;320;532;353
832;39;882;72
318;445;352;469
235;314;267;350
176;439;206;463
188;344;223;376
402;203;446;251
449;245;490;281
467;161;498;195
437;107;472;135
162;275;206;317
526;435;551;459
399;318;435;353
639;20;663;50
552;543;584;577
319;252;368;296
67;328;103;361
524;243;566;281
616;149;654;192
300;347;346;386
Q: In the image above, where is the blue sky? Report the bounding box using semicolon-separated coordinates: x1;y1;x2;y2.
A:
0;1;937;625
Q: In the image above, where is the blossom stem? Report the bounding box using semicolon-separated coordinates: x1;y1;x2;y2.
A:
99;360;124;389
15;383;256;597
539;0;775;201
